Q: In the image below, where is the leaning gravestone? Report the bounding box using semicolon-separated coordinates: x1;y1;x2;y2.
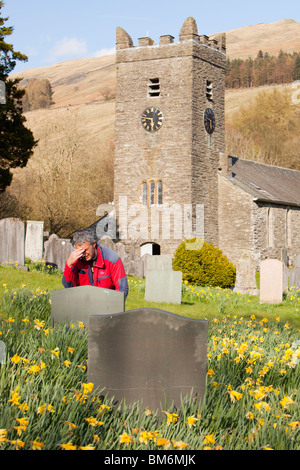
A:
25;221;44;262
260;259;283;303
0;218;25;266
51;285;125;327
145;255;182;304
88;308;208;411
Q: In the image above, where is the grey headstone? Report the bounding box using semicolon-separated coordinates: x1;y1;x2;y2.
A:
88;308;208;411
145;270;182;304
234;252;258;295
0;341;6;364
25;221;44;262
289;267;300;289
0;218;25;266
146;255;172;272
51;285;125;327
260;259;283;303
44;234;73;271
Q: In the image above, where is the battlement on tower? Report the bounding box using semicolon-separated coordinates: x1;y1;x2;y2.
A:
116;17;226;54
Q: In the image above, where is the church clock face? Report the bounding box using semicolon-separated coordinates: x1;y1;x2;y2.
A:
141;106;164;132
204;108;216;134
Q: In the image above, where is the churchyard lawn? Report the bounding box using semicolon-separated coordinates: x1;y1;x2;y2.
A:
0;264;299;450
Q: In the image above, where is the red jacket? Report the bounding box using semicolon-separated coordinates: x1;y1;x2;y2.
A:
62;244;128;299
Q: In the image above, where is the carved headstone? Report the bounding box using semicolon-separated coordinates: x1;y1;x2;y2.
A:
51;285;125;327
88;308;208;411
234;252;258;295
260;259;283;303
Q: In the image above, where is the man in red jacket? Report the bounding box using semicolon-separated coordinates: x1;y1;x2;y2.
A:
62;228;128;300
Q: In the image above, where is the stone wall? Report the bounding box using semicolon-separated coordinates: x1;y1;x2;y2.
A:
218;173;300;271
218;174;255;267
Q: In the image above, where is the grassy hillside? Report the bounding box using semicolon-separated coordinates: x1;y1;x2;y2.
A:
6;19;300;232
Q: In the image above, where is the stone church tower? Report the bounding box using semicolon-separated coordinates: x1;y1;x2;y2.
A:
114;17;226;257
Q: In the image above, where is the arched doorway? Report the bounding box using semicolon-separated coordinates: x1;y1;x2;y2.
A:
140;242;161;256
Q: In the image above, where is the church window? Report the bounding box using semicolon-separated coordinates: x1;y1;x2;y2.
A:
206;80;213;101
157;181;163;205
142;182;148;206
141;180;163;206
148;78;160;97
150;181;155;205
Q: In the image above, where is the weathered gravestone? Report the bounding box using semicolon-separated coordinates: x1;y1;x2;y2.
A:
260;259;284;303
0;340;6;364
145;255;182;304
288;267;300;289
25;221;44;262
88;308;208;411
234;252;258;295
288;254;300;289
44;234;73;271
51;285;125;327
0;218;25;266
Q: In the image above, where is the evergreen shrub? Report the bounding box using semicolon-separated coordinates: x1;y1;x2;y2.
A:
173;238;236;288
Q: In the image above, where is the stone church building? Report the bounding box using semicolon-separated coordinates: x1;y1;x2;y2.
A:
94;17;300;282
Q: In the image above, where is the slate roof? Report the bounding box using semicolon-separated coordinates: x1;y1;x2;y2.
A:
227;156;300;207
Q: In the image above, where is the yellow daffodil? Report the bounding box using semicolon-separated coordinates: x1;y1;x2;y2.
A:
139;430;156;444
85;416;103;427
60;441;77;450
119;432;134;445
50;348;60;358
280;396;296;409
64;421;77;430
82;382;94;394
187;415;199;428
8;386;21;406
80;444;96;450
163;411;179;425
204;433;215;445
156;438;171;449
32;438;44;450
172;440;189;449
10;439;25;449
228;390;243;403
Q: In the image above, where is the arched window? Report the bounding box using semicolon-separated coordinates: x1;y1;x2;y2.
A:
150;181;155;205
157;181;163;205
142;182;148;206
141;180;163;206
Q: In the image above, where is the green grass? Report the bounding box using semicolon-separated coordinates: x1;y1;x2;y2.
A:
0;265;299;450
1;266;300;328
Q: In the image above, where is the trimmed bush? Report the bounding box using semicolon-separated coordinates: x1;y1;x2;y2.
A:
173;238;236;288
